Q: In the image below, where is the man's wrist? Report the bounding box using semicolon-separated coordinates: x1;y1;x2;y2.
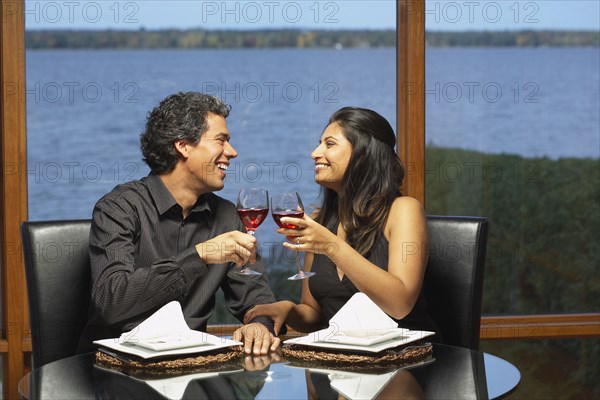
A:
180;247;208;281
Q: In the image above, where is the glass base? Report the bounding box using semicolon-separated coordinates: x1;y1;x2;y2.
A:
237;268;262;276
287;271;316;281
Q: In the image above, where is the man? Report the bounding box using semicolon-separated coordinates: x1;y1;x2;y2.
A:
79;92;280;355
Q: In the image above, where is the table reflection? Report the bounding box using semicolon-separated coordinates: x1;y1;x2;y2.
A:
20;344;519;400
94;363;267;400
93;359;426;400
411;344;488;399
304;366;425;400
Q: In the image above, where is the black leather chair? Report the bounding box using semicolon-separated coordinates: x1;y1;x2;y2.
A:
21;219;92;369
424;215;489;350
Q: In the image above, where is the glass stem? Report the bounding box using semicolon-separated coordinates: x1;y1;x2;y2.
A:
295;238;303;275
248;230;255;265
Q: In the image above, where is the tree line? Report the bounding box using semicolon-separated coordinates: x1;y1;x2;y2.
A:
25;29;599;49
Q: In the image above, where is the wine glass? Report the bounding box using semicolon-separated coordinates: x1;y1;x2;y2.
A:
271;192;316;281
236;188;269;276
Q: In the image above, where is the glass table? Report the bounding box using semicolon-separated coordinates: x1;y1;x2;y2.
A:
19;344;520;399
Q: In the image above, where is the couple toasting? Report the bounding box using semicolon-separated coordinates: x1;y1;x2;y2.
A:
78;91;438;356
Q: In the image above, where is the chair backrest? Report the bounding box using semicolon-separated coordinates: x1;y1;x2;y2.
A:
21;219;92;369
424;215;488;350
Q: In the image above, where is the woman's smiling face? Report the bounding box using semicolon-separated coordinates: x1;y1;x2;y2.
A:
311;122;353;193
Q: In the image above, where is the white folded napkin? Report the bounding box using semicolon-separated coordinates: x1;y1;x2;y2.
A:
119;301;209;351
311;293;401;345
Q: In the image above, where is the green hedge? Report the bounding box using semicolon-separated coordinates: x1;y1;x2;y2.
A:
425;146;599;315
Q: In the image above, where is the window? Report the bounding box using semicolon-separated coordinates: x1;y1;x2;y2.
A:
424;0;600;396
23;2;397;319
2;0;597;397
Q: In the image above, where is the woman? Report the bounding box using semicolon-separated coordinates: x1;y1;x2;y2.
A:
245;107;438;338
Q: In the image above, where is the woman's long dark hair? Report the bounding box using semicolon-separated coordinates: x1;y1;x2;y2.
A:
314;107;405;256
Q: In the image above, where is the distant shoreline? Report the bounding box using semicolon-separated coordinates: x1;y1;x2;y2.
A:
25;29;599;49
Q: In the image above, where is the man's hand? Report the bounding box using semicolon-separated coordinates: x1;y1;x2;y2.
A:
233;323;281;355
195;231;257;267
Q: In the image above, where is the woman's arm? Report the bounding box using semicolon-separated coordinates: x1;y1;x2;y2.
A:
287;252;328;332
243;252;327;334
279;196;428;320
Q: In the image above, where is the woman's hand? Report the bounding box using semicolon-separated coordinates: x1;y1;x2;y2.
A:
244;301;295;336
277;214;341;257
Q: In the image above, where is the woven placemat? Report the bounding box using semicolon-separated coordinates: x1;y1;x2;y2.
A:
282;342;433;369
95;345;245;375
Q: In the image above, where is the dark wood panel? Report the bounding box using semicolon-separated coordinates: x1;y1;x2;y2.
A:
481;314;600;340
206;314;600;340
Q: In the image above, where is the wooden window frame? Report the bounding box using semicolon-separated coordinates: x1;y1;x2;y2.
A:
0;0;598;398
1;0;30;398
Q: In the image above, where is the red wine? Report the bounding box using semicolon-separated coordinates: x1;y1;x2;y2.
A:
237;208;269;231
272;211;304;229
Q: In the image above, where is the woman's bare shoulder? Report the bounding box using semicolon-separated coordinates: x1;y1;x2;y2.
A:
385;196;426;237
390;196;425;215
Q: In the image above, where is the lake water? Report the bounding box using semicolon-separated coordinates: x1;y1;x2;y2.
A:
25;48;600;246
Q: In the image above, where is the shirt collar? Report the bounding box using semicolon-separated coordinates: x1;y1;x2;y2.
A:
146;173;212;217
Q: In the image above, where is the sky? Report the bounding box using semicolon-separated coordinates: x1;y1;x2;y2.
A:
22;0;600;31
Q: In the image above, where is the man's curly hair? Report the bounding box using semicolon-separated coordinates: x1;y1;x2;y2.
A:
140;92;231;174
